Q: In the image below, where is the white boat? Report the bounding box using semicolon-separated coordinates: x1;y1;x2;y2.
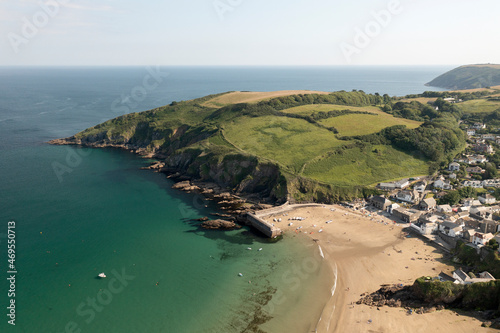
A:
247;247;252;250
238;273;243;277
258;248;263;251
98;272;106;278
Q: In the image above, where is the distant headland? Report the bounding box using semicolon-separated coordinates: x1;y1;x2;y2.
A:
427;64;500;90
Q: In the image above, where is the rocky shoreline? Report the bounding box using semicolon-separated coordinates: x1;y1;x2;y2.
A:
358;284;500;329
163;174;274;232
49;138;275;233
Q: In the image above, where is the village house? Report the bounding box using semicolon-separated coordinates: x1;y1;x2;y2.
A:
435;191;447;199
472;143;494;154
386;203;400;214
479;220;500;234
378;179;409;191
491;205;500;213
448;162;460;171
392;207;422;223
453;269;495;285
413;181;427;193
466;155;488;164
470;123;486;130
483;179;500;188
449;173;457;179
461;198;482;207
470;206;493;221
437;204;453;213
396;189;420;203
479;194;497;205
472;232;494;247
463;229;477;243
370;196;392;210
482;134;497;141
410;214;439;235
439;220;464;238
466;166;485;174
419;197;436;211
462;180;483;189
434;179;453;190
466;129;476;136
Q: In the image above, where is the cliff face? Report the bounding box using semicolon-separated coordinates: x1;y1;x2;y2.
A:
163;149;287;202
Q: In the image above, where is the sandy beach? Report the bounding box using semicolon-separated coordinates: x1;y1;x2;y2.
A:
260;204;496;333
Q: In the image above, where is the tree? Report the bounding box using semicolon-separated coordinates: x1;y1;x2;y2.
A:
484;163;498;180
488;239;499;251
440;191;461;205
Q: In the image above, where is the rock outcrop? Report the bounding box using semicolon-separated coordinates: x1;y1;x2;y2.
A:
201;219;238;230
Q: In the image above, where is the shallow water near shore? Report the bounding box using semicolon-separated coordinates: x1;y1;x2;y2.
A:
1;145;331;332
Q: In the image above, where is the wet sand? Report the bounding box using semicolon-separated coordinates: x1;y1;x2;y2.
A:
261;204;495;333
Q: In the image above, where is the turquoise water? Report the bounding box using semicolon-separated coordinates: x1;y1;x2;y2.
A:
0;66;449;332
1;145;326;332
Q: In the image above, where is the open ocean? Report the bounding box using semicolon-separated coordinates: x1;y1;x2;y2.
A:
0;66;450;332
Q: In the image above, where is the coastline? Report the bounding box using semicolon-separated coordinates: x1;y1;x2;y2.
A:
48;140;494;332
259;204;496;332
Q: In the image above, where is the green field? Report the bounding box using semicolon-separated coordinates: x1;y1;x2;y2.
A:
319;113;421;136
281;104;382;115
302;145;429;186
457;99;500;114
280;104;422;136
223;116;348;173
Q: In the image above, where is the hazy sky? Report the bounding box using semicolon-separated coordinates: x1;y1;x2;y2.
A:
1;0;499;66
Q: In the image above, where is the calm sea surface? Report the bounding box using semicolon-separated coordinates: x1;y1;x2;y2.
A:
0;66;450;332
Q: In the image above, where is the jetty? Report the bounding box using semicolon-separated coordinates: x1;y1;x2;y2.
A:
247;203;327;238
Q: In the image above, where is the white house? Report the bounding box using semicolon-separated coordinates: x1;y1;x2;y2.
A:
462;198;482;207
396;190;419;203
482;134;496;141
414;181;427;193
473;232;494;247
439;221;464;238
470;123;486;130
449;173;457;179
462;180;483;189
378;179;409;191
467;129;476;136
410;221;438;235
434;179;453;190
453;269;495;285
467;155;488;164
387;203;400;214
483;179;500;188
449;162;460;171
479;194;497;205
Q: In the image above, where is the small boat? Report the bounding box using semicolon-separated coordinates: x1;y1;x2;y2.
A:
98;272;106;278
247;247;252;250
238;273;243;277
258;248;263;251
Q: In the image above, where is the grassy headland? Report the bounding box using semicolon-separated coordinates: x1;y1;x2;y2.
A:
52;90;467;203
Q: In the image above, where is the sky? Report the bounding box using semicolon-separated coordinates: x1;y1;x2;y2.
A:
1;0;499;66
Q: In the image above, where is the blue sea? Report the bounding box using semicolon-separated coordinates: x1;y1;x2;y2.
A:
0;66;450;332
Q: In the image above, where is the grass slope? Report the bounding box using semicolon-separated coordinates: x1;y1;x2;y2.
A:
302;145;428;186
223;116;348;173
319;113;421;136
457;99;500;114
